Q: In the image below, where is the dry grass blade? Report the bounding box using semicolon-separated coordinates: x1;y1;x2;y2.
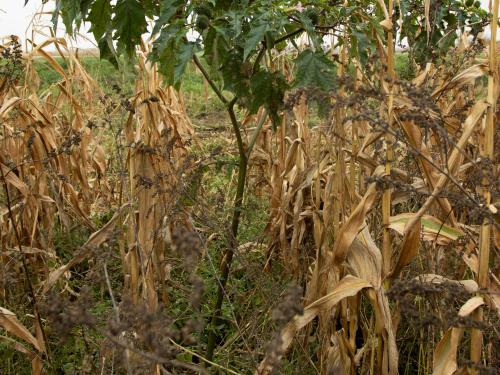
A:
389;204;423;278
432;328;462;375
415;274;479;293
257;276;372;374
432;297;484;375
389;213;464;245
0;97;22;119
41;204;128;293
330;165;385;267
0;163;30;197
0;307;43;353
424;0;431;39
346;226;382;288
432;64;488;97
391;100;488;277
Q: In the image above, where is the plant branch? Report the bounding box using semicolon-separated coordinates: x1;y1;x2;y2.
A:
190;38;274;365
192;54;228;105
227;97;246;162
205;97;249;361
169;338;242;375
274;27;304;45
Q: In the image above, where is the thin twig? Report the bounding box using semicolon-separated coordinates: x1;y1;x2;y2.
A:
169;338;242;375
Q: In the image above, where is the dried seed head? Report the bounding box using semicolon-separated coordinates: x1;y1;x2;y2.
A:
171;226;202;271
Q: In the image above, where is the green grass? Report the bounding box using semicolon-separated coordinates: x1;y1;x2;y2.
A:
33;52;414;125
33;55;135;94
33;55;224;117
395;52;416;80
182;63;227;115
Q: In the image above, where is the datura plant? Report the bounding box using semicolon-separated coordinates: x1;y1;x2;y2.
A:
33;0;488;126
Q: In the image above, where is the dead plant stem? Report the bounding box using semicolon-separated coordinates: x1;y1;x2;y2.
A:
0;165;53;369
470;0;498;369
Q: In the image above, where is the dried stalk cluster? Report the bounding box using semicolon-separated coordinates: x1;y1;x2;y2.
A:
0;14;498;375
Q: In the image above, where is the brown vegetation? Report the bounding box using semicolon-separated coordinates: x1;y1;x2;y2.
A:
0;21;499;375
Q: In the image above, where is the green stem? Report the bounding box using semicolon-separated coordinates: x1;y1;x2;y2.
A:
191;53;249;363
192;54;228;105
193;30;300;360
206;97;248;361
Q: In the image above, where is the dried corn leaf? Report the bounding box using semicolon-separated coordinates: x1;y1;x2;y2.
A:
92;145;107;176
330;166;385;266
432;297;484;375
389;214;464;245
392;101;488;277
432;328;462;375
0;307;43;352
1;163;30;197
257;276;371;374
0;97;22;119
416;274;479;293
42;204;127;293
346;226;382;288
432;64;488;97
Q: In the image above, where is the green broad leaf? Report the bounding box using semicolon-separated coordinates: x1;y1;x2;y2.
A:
152;0;184;35
296;11;322;50
153;23;182;56
79;0;93;15
62;0;80;34
112;0;148;56
443;12;457;27
88;0;112;41
214;0;235;11
398;0;410;17
97;35;118;68
52;0;79;35
173;42;197;88
157;46;176;85
367;15;384;37
293;49;336;91
142;0;160;18
243;20;269;60
276;23;301;51
249;70;288;128
152;25;182;84
203;26;229;78
52;0;62;32
350;26;373;68
438;31;457;52
227;10;244;38
211;24;232;44
222;51;251;101
151;22;188;87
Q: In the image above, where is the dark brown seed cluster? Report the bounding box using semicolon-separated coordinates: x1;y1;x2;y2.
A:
271;285;303;326
0;36;24;85
388;279;473;330
263;285;304;374
171;226;202;271
40;287;96;340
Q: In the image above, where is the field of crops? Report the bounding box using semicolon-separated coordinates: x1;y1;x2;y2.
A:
0;1;499;374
